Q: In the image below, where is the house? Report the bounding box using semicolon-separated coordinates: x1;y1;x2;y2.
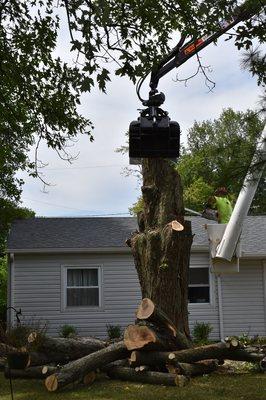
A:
7;216;266;340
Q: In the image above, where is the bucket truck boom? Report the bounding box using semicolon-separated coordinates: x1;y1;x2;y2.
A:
215;124;266;262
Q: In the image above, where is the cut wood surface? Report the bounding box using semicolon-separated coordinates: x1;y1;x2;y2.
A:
135;298;190;348
171;220;184;231
124;323;181;352
106;366;189;387
4;365;59;380
45;341;129;392
83;371;96;385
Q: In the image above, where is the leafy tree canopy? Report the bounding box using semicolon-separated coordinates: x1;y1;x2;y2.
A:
0;0;265;202
177;108;265;214
0;199;35;256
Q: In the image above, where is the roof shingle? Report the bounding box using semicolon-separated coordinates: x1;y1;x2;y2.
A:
7;216;266;256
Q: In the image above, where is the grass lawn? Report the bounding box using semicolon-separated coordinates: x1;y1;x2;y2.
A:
0;371;265;400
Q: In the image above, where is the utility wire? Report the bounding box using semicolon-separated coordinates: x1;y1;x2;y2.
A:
43;164;127;171
23;197;131;216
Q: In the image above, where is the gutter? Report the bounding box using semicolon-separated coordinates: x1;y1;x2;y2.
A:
6;245;211;254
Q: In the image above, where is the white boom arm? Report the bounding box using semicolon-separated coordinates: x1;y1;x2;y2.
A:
215;124;266;262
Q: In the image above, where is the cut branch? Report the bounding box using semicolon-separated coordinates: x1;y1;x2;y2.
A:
106;366;190;387
45;341;129;392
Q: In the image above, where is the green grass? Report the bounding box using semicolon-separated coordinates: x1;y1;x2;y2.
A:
0;372;266;400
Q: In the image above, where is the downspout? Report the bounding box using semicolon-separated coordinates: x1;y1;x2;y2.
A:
215;125;266;261
217;275;224;340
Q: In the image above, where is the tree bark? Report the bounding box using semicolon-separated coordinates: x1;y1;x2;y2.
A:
166;359;219;376
129;342;265;367
106;366;189;387
0;343;18;357
45;341;129;392
28;334;106;359
4;365;59;380
127;159;193;336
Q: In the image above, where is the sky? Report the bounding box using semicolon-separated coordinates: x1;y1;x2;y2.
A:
18;11;262;218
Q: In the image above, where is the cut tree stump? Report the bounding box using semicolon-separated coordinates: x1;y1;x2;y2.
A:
106;366;190;387
45;341;129;392
135;298;190;349
124;323;180;351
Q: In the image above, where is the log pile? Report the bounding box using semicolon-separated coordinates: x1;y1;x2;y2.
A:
1;298;265;392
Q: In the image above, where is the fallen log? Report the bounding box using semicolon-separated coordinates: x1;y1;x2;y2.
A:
168;343;265;364
0;357;6;371
136;298;190;349
129;342;265;367
166;360;219;377
0;343;18;357
28;334;106;360
124;324;180;351
129;350;171;367
106;366;189;387
260;357;266;371
45;341;129;392
26;351;59;367
4;365;59;380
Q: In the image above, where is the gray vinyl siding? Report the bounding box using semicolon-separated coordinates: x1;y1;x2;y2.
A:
10;252;266;340
188;253;220;340
221;261;266;337
12;253;141;338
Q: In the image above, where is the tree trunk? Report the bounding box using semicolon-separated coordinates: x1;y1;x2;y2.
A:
45;341;129;392
106;366;189;387
136;298;178;336
127;159;193;336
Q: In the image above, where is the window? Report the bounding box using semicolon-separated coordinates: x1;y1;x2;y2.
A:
188;267;210;303
66;267;100;307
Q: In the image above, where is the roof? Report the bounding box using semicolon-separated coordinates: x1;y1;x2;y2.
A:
7;216;266;257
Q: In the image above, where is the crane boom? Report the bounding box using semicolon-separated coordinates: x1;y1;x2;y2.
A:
149;1;263;91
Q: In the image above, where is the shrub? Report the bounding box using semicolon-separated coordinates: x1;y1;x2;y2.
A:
193;321;213;344
5;318;48;349
106;324;122;340
59;324;77;338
